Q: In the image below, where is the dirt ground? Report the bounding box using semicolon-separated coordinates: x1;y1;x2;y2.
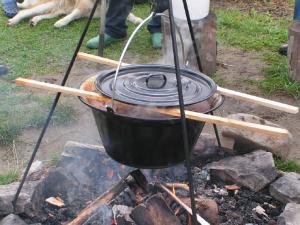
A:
0;0;299;174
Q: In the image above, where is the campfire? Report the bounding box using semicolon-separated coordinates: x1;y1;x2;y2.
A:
2;1;299;225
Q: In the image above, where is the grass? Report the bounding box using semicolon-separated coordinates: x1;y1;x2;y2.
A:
0;87;76;146
0;170;19;185
275;158;300;173
0;3;159;79
216;9;300;98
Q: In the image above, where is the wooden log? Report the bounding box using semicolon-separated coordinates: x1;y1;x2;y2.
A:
159;184;210;225
288;21;300;83
67;177;127;225
76;52;299;114
131;194;182;225
15;78;290;137
162;12;217;76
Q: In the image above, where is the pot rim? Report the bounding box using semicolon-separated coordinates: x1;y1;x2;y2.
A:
79;93;224;123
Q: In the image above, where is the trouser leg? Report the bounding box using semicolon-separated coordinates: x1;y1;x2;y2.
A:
105;0;134;38
147;0;169;34
294;0;300;20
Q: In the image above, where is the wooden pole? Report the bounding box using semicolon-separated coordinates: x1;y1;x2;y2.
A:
15;78;291;137
76;52;299;114
288;21;300;83
98;0;106;56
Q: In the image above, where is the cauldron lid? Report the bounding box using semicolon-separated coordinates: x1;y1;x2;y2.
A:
95;65;217;107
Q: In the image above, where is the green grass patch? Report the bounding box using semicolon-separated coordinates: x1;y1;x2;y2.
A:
275;158;300;173
0;89;76;146
0;170;19;185
0;3;158;80
216;9;300;98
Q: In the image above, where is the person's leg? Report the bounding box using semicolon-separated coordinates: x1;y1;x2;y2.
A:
87;0;133;49
105;0;133;38
294;0;300;20
279;0;300;55
147;0;169;48
0;64;8;76
2;0;18;18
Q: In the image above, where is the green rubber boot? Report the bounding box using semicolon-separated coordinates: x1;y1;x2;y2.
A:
86;34;124;49
151;32;162;49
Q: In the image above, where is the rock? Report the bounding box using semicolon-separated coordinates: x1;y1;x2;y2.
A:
31;141;132;211
182;197;219;224
277;203;300;225
0;181;39;217
0;214;28;225
23;160;43;177
221;113;292;159
269;172;300;204
192;133;217;160
206;150;277;191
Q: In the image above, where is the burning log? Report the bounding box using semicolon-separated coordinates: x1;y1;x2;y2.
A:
131;194;182;225
67;171;139;225
158;184;210;225
45;197;65;207
165;183;190;192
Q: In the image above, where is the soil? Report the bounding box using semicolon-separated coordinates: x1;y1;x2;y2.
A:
0;0;299;174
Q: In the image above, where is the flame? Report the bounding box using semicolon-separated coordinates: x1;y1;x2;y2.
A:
188;214;192;225
172;185;176;195
107;170;114;179
174;207;180;216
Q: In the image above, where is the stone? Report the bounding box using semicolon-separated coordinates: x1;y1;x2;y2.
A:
277;203;300;225
182;197;219;224
269;172;300;204
31;141;132;211
0;181;39;217
221;113;292;159
0;214;28;225
206;150;277;191
192;133;217;160
23;161;43;178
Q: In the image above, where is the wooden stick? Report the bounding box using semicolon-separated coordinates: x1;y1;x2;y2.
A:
77;52;299;114
77;52;129;67
67;178;127;225
165;183;190;192
159;184;210;225
15;78;290;137
217;87;299;114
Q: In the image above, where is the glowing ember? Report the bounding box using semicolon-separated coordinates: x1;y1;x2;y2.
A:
107;170;114;179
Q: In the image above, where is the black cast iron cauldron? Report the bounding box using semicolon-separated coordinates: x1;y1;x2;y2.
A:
79;65;223;169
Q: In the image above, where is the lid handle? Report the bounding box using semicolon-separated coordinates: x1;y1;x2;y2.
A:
146;73;167;89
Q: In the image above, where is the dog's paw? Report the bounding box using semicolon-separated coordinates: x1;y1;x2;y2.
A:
29;17;39;27
7;18;18;26
54;20;67;28
17;2;28;9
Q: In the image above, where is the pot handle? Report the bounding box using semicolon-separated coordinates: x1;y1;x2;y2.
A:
146;73;167;89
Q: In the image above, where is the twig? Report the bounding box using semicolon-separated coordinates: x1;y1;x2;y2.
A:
159;184;210;225
165;183;190;192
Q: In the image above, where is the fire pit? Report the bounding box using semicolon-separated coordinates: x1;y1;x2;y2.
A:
79;65;223;168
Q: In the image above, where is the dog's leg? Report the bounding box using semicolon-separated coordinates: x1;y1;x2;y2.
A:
127;13;143;25
54;8;82;28
8;2;55;26
30;11;62;26
17;0;40;9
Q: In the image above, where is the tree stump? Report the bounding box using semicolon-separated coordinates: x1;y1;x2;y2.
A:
288;21;300;83
162;13;217;76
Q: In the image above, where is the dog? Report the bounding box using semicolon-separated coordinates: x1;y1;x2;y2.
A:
8;0;143;27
